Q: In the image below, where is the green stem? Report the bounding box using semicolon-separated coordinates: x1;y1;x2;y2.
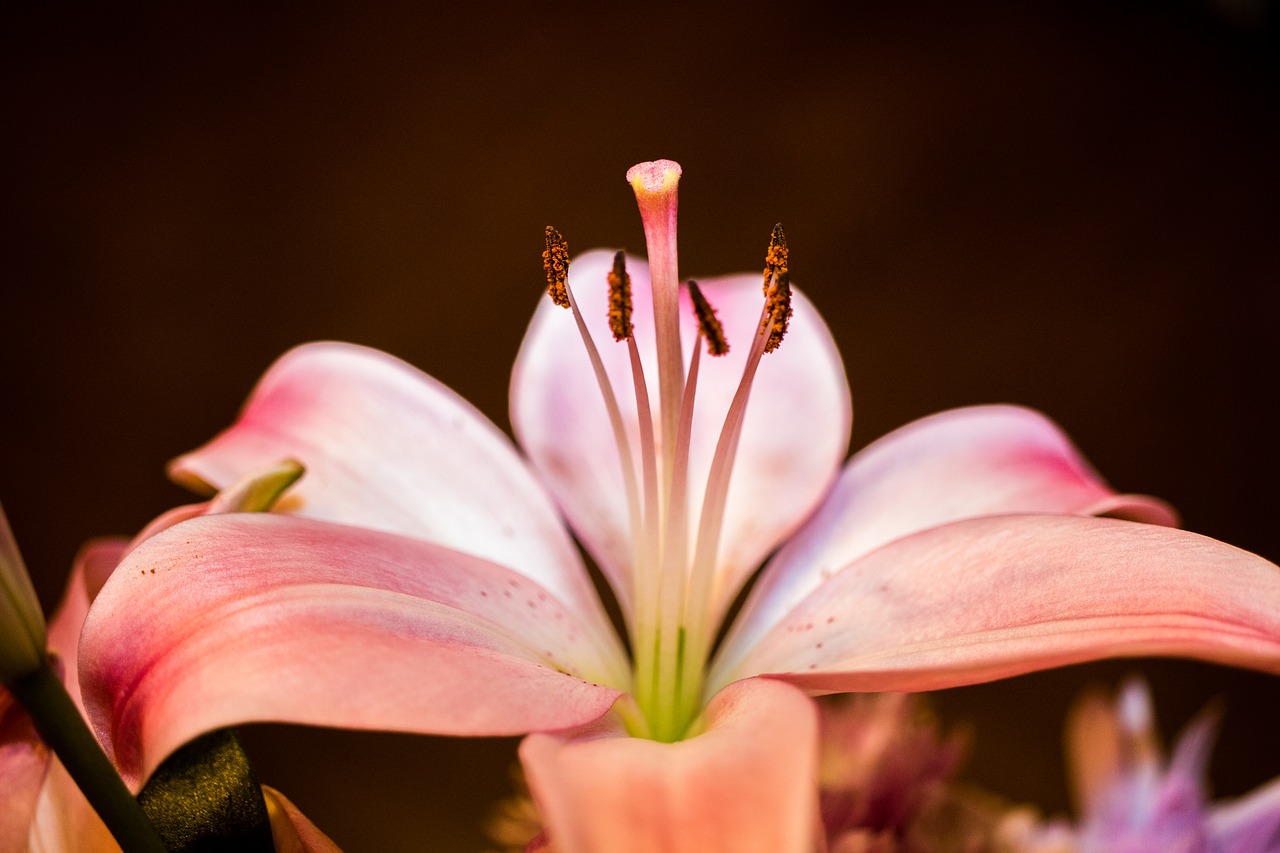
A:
9;660;168;853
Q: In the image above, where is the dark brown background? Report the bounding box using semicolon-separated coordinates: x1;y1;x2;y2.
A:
2;2;1278;850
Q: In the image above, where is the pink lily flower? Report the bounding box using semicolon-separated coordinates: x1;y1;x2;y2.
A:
1;477;341;852
77;160;1280;853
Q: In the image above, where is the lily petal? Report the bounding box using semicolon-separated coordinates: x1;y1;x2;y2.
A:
168;342;610;639
512;250;850;617
263;786;344;853
79;514;628;788
27;759;118;852
0;689;47;853
1063;687;1121;817
50;539;129;711
2;540;127;853
712;515;1280;693
519;677;818;853
722;405;1177;659
1209;776;1280;853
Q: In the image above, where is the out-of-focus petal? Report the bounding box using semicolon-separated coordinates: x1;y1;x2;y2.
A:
1063;688;1120;818
512;250;850;618
27;759;119;852
263;786;344;853
47;539;128;711
1209;776;1280;853
0;690;48;853
712;516;1280;693
79;514;628;789
1164;704;1218;800
167;342;610;641
726;405;1176;659
519;677;818;853
3;540;128;853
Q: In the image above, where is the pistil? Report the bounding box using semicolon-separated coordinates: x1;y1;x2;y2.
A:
626;160;685;497
547;168;797;742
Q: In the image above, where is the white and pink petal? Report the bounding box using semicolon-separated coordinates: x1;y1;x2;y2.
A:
512;250;850;619
168;342;608;637
725;405;1176;657
712;516;1280;694
79;514;628;789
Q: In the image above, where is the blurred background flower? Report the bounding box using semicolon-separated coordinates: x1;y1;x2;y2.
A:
1;2;1277;850
998;678;1280;852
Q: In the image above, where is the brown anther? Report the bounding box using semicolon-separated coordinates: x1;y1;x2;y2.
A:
607;251;634;341
763;270;792;353
543;226;570;308
762;223;788;295
688;280;730;356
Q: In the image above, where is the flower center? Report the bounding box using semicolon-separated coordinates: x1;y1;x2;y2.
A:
541;160;792;741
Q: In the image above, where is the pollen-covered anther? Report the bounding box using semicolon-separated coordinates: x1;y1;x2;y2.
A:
542;226;570;309
688;280;729;356
763;270;792;353
762;222;789;295
607;251;634;341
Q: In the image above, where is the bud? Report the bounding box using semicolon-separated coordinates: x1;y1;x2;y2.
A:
0;501;48;683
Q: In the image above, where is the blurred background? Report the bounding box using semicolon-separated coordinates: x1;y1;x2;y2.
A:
2;1;1278;849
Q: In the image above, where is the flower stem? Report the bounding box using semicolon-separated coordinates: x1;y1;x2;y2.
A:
9;659;168;853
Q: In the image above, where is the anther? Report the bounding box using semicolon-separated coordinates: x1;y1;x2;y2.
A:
762;223;788;295
543;226;570;308
763;270;792;353
608;251;634;341
687;281;729;356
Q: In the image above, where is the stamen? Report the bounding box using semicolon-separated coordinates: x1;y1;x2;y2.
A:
677;232;798;713
763;271;792;353
762;222;788;295
542;226;570;309
608;251;634;342
687;281;730;357
541;232;644;620
626;334;662;652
